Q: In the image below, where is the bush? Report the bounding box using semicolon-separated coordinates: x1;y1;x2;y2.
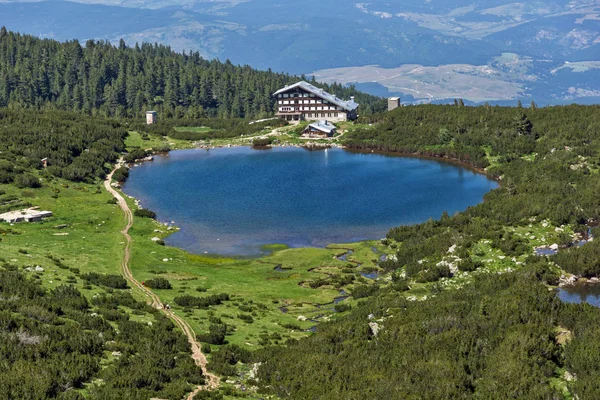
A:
81;273;128;289
198;323;228;345
416;265;452;283
252;137;274;147
458;258;484;272
173;293;230;308
334;304;351;312
14;173;41;188
123;148;148;162
112;167;129;182
238;313;254;323
134;209;157;219
352;284;379;299
144;277;172;289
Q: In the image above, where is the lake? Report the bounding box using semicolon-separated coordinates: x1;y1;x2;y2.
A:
557;285;600;308
122;147;498;256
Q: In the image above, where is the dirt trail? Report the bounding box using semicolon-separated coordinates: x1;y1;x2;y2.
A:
104;161;220;397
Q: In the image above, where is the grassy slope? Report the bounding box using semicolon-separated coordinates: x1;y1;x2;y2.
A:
1;126;580;398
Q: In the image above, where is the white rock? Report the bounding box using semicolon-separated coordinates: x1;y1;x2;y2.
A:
151;237;161;242
297;316;307;321
550;244;559;250
369;322;381;337
34;266;44;272
162;258;169;262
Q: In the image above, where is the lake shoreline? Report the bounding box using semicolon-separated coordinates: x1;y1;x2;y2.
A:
132;141;498;183
123;146;498;257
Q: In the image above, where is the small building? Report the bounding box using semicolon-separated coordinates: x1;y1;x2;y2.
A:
302;121;337;138
388;97;401;111
273;81;359;122
0;208;53;223
146;111;157;125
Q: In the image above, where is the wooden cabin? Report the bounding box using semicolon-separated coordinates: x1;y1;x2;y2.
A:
302;121;337;138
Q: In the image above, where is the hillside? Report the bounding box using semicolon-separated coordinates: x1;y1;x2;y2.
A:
0;0;598;104
253;103;600;399
0;29;386;118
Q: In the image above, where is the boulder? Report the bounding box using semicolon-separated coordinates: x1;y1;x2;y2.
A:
369;322;381;337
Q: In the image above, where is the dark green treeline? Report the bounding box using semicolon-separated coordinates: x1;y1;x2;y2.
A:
0;27;386;118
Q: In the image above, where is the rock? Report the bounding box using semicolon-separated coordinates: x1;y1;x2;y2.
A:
297;315;307;321
151;237;161;242
249;363;262;380
550;243;559;250
559;274;579;287
34;266;44;272
368;313;375;320
369;322;381;337
564;370;576;382
162;258;169;262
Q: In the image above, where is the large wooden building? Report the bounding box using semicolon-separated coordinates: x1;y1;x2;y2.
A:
273;81;359;122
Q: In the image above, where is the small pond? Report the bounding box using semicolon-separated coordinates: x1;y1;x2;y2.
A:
557;284;600;308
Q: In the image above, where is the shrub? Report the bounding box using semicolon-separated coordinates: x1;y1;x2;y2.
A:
416;265;452;283
334;304;351;312
458;258;484;272
238;314;254;323
252;137;274;147
352;284;379;299
14;173;41;188
112;167;129;182
134;209;157;219
144;277;172;289
198;323;227;345
81;273;128;289
173;293;230;308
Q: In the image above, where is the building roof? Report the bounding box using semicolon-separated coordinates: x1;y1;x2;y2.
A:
0;208;53;222
274;81;359;112
307;120;337;134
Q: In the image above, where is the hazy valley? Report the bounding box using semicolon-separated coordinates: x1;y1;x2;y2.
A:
1;0;599;103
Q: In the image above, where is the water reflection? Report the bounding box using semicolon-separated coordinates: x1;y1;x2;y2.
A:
557;285;600;308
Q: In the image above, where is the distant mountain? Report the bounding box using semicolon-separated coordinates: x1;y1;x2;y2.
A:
0;0;598;104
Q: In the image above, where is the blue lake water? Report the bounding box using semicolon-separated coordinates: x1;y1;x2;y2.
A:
558;285;600;308
122;147;498;256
